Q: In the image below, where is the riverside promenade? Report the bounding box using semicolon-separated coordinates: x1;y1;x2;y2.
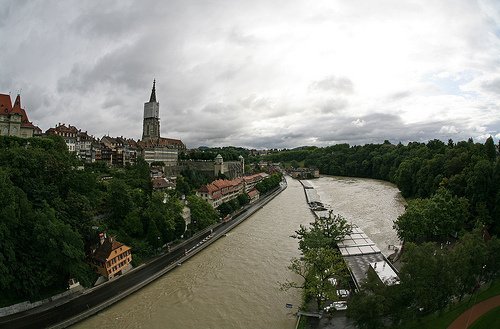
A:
0;181;286;329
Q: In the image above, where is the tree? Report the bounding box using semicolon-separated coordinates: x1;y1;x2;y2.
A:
123;209;144;237
485;136;496;161
466;159;494;221
348;290;387;329
281;248;348;311
449;229;488;300
395;159;420;197
394;188;469;243
146;219;161;250
106;179;134;227
187;195;219;232
398;242;454;315
217;202;233;218
237;193;250;207
293;211;352;253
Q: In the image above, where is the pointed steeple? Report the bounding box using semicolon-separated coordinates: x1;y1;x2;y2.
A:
10;94;23;116
13;94;21;109
149;79;156;103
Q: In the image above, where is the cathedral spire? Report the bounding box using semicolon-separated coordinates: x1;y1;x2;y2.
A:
149;79;156;103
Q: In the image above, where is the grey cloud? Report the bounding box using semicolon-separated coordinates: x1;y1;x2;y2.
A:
228;27;260;46
310;76;354;94
57;36;167;94
320;98;348;113
73;5;140;38
388;91;412;100
481;77;500;94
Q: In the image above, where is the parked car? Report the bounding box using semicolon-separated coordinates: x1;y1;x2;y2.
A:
336;289;350;298
332;301;348;311
324;301;348;312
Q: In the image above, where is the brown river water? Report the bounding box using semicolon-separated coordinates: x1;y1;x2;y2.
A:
72;176;404;329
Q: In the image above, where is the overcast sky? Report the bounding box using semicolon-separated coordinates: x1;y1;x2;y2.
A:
1;0;499;149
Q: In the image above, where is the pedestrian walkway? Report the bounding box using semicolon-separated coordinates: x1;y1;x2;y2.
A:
447;295;500;329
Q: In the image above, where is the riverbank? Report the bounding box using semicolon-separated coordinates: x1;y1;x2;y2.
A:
0;181;287;329
293;176;404;329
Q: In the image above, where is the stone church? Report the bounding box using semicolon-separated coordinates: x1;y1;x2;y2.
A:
137;81;185;166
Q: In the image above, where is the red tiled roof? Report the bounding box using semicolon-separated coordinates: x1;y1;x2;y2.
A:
243;173;265;183
138;137;185;149
46;123;79;135
198;178;243;195
152;177;174;189
0;94;13;114
248;188;259;198
93;237;127;262
0;94;37;129
9;95;24;117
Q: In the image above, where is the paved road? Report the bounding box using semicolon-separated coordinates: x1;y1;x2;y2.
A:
0;229;213;329
0;185;285;329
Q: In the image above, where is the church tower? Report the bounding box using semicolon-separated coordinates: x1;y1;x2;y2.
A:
142;80;160;140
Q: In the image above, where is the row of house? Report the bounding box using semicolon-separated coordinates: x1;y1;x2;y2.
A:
197;173;268;208
45;123;141;166
44;123;186;167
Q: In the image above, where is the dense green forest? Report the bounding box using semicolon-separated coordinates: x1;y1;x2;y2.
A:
0;136;219;304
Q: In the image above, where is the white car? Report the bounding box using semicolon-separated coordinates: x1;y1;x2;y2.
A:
332;301;348;311
324;301;348;312
336;289;350;298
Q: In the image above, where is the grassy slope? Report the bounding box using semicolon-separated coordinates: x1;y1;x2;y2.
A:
468;306;500;329
396;279;500;329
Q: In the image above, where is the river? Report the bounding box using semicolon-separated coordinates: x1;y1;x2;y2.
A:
72;176;405;329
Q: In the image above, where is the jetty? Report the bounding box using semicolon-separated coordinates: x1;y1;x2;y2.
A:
298;179;400;289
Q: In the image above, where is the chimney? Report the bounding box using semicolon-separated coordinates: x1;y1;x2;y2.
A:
99;233;105;245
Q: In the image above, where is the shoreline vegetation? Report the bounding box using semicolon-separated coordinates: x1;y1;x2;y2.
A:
0;135;282;309
0;183;286;328
272;138;499;328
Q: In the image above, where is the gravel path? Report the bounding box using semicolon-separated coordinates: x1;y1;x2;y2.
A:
447;295;500;329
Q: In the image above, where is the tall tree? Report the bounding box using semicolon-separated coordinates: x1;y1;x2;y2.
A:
187;195;219;232
484;136;496;161
293;212;352;252
394;188;469;243
281;248;348;311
